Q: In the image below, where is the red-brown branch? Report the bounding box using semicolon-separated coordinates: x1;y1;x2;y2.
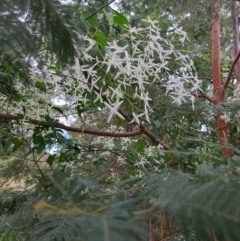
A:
161;212;166;240
191;91;215;104
0;113;142;138
79;60;170;148
212;1;232;157
0;113;173;151
139;124;170;150
223;50;240;90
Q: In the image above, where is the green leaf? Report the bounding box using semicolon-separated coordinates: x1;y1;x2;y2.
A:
93;32;107;46
44;116;56;126
64;139;73;148
94;158;107;166
33;134;45;144
113;11;129;27
129;155;137;164
35;81;47;92
82;13;98;28
37;143;46;154
154;120;160;128
47;154;56;167
12;138;24;152
105;13;114;26
2;137;11;151
80;16;90;30
22;105;26;114
116;115;124;125
135;140;144;153
76;104;86;117
52;106;64;114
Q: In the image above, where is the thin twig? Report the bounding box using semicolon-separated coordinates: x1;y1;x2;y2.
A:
191;91;215;104
84;0;96;9
227;85;234;90
32;148;45;178
85;0;116;21
223;50;240;90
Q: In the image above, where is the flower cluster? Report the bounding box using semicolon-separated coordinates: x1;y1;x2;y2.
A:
75;18;200;124
0;18;200;181
0;18;199;130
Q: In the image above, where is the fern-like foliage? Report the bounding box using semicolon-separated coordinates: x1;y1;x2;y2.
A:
1;0;79;64
33;202;148;241
1;160;240;241
0;0;82;98
0;170;149;241
138;159;240;241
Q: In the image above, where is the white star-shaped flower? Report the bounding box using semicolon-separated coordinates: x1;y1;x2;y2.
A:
104;101;124;123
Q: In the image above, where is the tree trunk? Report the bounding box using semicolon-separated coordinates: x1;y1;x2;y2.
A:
212;1;232;157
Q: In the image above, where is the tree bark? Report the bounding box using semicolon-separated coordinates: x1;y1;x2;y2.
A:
212;1;232;157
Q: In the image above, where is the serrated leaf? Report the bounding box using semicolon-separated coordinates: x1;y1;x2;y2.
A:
12;138;24;152
113;11;129;27
93;32;107;46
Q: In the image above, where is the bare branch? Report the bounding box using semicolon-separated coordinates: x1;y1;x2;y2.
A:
191;91;215;104
78;61;171;148
223;50;240;90
227;85;234;90
0;113;142;138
